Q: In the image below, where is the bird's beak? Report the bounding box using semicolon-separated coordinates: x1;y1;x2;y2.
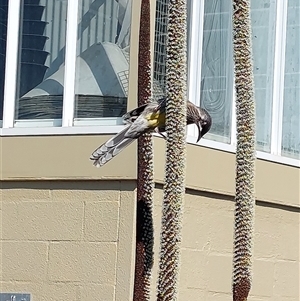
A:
196;122;202;143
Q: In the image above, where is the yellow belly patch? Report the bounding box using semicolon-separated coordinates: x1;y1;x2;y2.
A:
146;112;166;128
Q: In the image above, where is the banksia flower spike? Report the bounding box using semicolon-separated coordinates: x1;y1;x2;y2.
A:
157;0;188;300
133;0;154;300
232;1;256;300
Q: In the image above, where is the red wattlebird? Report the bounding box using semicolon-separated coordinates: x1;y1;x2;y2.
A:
90;97;212;167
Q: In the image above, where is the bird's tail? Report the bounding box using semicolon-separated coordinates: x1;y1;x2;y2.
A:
90;126;135;167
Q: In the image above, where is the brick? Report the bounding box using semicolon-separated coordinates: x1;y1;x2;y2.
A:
274;222;299;261
150;203;163;301
51;182;120;202
120;190;136;203
181;207;211;251
207;254;232;293
115;188;136;301
184;193;234;212
1;241;48;281
274;260;299;298
50;180;121;192
84;202;119;242
179;288;207;300
2;201;84;240
255;207;299;261
206;292;232;301
251;259;274;297
48;242;117;283
247;297;271;301
179;249;207;290
254;231;279;259
254;211;283;259
208;211;234;254
2;188;51;202
271;297;299;301
51;189;120;202
183;195;234;253
0;281;77;301
0;202;2;240
78;284;115;301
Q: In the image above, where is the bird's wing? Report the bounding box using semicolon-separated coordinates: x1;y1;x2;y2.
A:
97;137;134;167
90;99;168;167
122;104;148;124
90;126;135;167
122;98;165;124
124;101;166;139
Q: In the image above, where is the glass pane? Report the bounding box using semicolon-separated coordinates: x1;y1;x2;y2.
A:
14;0;68;124
0;0;8;121
251;0;277;152
282;0;300;159
73;0;132;123
200;0;233;143
153;0;168;99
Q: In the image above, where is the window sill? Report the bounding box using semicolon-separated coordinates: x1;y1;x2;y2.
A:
0;125;126;136
0;125;298;168
186;135;300;168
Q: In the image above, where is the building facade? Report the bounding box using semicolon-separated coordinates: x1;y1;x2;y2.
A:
0;0;299;300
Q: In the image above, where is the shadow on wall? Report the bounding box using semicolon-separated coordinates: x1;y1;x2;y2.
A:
1;180;137;192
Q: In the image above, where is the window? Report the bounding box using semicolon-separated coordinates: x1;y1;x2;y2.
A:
0;0;132;129
0;3;8;120
154;0;299;165
1;0;299;167
15;0;68;126
281;0;300;158
251;0;277;153
74;0;130;125
195;0;234;144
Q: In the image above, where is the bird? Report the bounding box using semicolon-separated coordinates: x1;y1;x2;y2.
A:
90;97;212;167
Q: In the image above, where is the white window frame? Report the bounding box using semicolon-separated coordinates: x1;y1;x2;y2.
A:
187;0;205;140
187;0;299;167
62;0;79;127
0;0;127;134
2;0;22;129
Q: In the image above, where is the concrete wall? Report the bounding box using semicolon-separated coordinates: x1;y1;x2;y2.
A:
151;185;299;301
0;180;137;301
1;178;299;300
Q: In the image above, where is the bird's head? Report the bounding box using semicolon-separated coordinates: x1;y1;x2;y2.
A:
195;107;212;143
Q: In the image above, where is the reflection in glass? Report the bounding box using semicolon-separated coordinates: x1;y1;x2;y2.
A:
282;0;300;159
15;0;68;123
0;0;8;121
200;0;277;147
251;0;276;152
74;0;132;121
200;0;233;143
153;0;168;98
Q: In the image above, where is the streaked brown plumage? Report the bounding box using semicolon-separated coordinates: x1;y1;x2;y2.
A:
90;97;212;167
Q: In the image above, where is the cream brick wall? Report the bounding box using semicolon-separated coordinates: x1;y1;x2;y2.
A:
0;180;136;301
150;186;300;301
1;180;299;300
